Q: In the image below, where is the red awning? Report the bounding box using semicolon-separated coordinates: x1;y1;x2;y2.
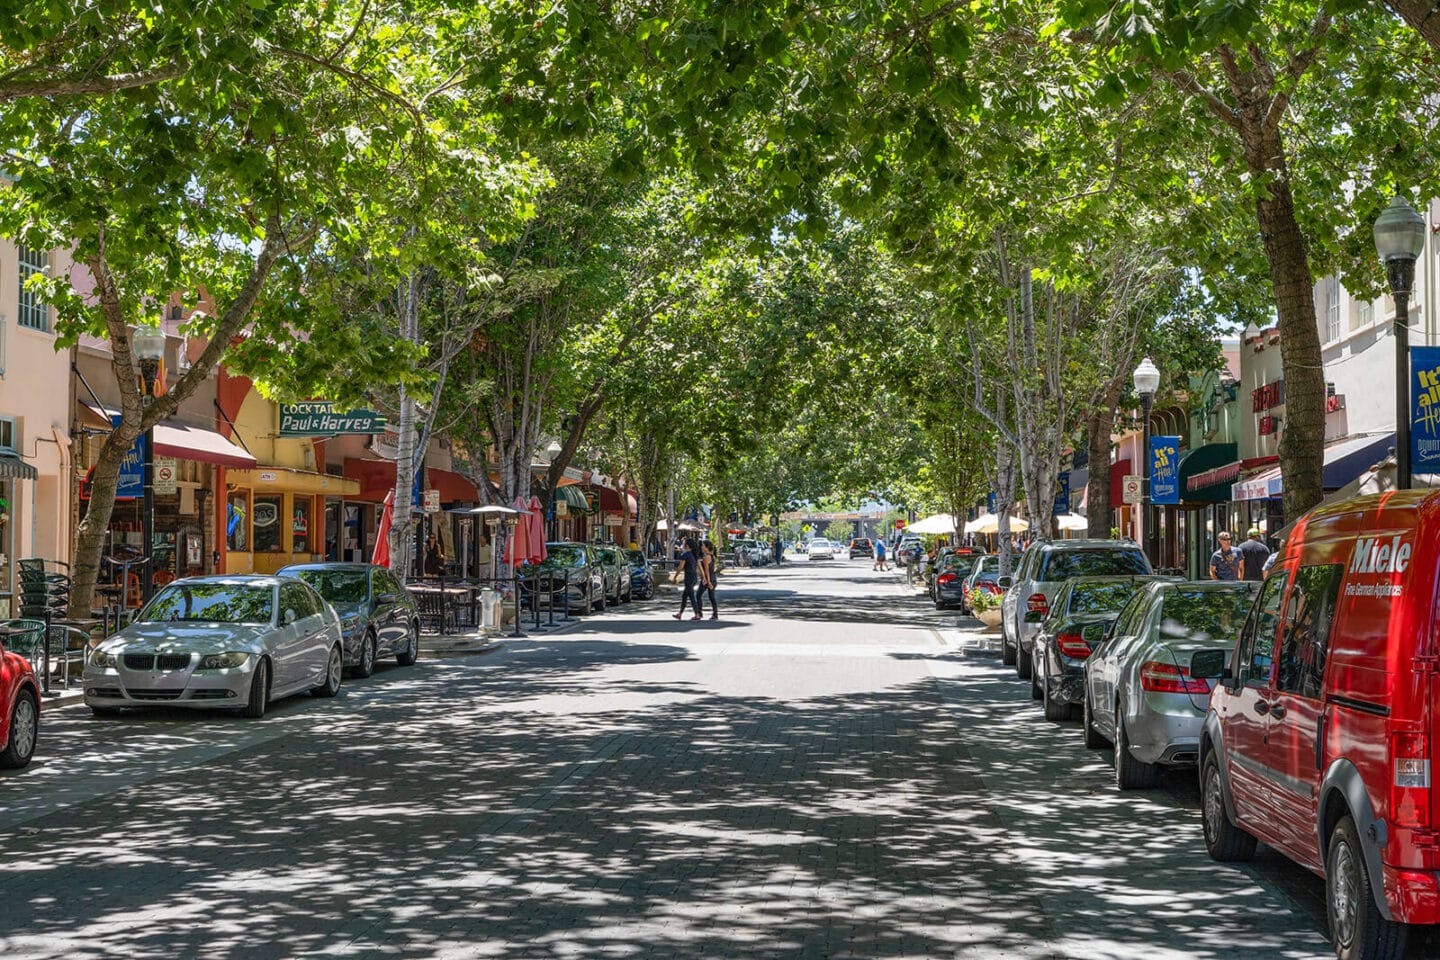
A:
153;422;256;469
343;457;395;503
594;485;638;515
1110;459;1132;504
427;467;478;503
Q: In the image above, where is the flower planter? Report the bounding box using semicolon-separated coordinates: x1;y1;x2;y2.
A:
974;607;1003;631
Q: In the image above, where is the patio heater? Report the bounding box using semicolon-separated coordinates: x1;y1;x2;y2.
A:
1133;357;1161;566
545;439;563;540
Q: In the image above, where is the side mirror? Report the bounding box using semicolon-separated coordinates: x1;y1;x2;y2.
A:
1024;610;1045;623
376;592;400;605
1190;648;1228;681
283;609;297;625
997;576;1013;589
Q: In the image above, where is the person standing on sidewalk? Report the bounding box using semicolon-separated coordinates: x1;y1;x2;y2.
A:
1236;527;1269;581
873;538;888;571
672;537;703;621
1209;532;1240;581
696;541;719;620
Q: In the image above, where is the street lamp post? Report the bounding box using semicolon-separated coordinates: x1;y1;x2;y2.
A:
1133;357;1161;567
1374;196;1427;491
545;440;563;540
133;323;167;603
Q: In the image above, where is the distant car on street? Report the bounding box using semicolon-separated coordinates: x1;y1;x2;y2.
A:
279;562;420;676
625;549;656;600
849;538;873;559
84;575;345;719
806;538;836;560
0;628;40;768
961;555;1002;614
591;545;633;604
929;553;976;609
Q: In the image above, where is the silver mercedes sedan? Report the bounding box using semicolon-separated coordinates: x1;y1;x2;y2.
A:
83;575;345;720
1082;580;1259;790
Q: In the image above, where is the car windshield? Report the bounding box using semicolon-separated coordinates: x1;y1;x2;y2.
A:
1040;549;1149;580
973;570;1002;585
1158;588;1253;643
625;550;646;565
1066;581;1139;614
939;555;970;571
140;583;275;624
545;545;588;567
291;569;369;604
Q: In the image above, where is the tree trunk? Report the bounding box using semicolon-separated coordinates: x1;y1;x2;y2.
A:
1086;379;1123;538
390;274;422;582
1383;0;1440;53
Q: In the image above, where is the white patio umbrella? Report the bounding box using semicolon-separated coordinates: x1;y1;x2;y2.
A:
908;514;958;535
1054;513;1088;532
963;513;1030;535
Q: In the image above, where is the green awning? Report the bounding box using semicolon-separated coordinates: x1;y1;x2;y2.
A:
558;486;591;512
1177;443;1239;504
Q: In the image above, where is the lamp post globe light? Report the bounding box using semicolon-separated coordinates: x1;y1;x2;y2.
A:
545;440;563;540
1374;196;1427;491
1133;357;1161;566
132;323;168;602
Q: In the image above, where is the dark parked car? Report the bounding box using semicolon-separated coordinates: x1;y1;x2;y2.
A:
279;562;420;676
625;549;655;600
929;553;977;609
592;544;633;604
536;542;607;614
849;538;873;559
1029;575;1174;721
961;555;1002;614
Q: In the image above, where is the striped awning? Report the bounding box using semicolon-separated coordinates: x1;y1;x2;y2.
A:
0;455;37;480
558;486;591;512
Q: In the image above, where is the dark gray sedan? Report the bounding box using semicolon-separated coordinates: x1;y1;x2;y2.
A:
279;563;420;676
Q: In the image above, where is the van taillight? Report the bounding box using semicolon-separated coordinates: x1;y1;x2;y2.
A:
1392;732;1432;827
1026;593;1049;616
1139;660;1209;694
1056;632;1091;659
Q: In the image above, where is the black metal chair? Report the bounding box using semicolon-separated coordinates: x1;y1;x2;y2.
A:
412;589;455;636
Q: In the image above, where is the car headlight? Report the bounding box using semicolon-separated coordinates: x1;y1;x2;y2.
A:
340;616;362;633
89;649;116;668
197;652;249;670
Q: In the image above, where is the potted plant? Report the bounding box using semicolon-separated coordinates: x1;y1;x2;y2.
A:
968;588;1003;630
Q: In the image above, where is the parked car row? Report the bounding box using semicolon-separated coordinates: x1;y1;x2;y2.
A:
530;541;657;613
992;489;1440;960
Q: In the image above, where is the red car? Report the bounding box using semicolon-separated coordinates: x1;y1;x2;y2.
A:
0;632;40;768
1199;489;1440;960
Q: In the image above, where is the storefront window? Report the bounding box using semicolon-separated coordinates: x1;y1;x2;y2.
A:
253;495;283;552
227;491;250;552
293;498;312;553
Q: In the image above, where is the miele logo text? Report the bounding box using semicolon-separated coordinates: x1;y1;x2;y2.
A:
1349;536;1412;575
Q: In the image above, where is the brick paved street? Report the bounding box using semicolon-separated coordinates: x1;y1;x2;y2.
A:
0;557;1347;958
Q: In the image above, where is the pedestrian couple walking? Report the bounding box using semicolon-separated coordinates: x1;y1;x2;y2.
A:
673;537;719;621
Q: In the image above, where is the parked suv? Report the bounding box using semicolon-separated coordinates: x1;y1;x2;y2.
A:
849;538;873;559
1000;538;1151;676
591;545;633;605
1198;489;1440;960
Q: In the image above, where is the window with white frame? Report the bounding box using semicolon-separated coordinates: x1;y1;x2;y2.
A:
1355;299;1373;330
1324;276;1341;342
0;417;17;455
16;245;48;331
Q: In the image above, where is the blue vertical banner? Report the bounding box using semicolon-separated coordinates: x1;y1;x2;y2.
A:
1150;436;1181;505
987;492;997;515
1412;346;1440;473
112;415;145;499
1053;471;1071;515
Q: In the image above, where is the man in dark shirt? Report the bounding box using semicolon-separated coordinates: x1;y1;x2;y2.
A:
1209;532;1240;581
1237;527;1270;581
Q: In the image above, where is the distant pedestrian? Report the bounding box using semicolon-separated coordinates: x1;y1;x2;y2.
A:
1209;532;1240;581
1237;528;1269;581
697;541;719;620
424;535;446;577
873;539;888;571
672;536;703;621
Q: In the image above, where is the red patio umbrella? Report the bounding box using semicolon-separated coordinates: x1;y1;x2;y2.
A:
371;490;394;568
527;495;548;563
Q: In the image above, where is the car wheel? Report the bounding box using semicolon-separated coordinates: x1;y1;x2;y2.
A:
397;622;420;666
0;691;38;769
1001;633;1017;667
240;659;270;719
1327;814;1406;960
352;631;377;679
312;645;343;698
1016;644;1032;680
1114;706;1159;790
1201;750;1256;861
594;584;606;612
1082;694;1109;749
1029;660;1042;700
1042;671;1069;721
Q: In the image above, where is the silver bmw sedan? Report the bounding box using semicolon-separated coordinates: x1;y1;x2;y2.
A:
83;575;345;719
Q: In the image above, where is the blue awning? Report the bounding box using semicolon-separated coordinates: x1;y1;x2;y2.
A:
1322;433;1394;489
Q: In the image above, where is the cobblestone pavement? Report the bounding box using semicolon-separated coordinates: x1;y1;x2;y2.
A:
0;557;1355;958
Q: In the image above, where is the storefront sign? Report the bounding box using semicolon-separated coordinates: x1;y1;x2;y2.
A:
604;514;624;526
279;402;387;437
1413;346;1440;472
422;489;440;513
1052;472;1070;515
1258;415;1280;436
153;458;177;495
1150;436;1180;505
1252;379;1286;412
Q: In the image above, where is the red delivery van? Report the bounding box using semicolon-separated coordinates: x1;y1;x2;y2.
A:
1199;489;1440;960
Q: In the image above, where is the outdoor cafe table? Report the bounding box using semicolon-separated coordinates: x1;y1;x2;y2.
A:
406;583;479;632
